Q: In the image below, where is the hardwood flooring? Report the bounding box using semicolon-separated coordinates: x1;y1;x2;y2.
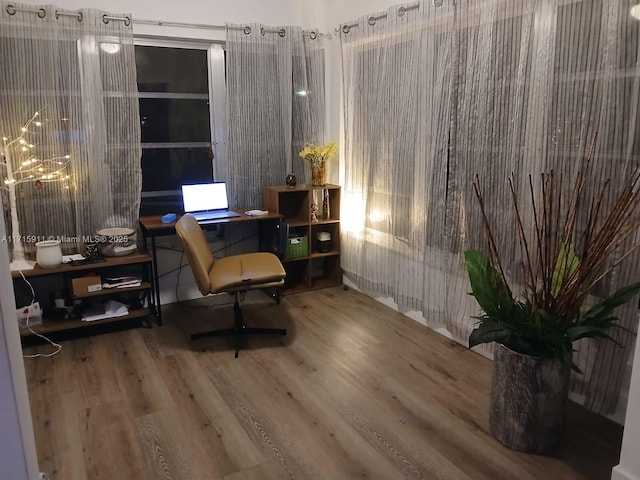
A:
23;286;622;479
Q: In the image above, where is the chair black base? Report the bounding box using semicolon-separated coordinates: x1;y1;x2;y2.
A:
190;292;286;358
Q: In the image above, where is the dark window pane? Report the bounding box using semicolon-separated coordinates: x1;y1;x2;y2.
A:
141;147;213;191
139;192;183;217
135;46;208;93
140;99;210;143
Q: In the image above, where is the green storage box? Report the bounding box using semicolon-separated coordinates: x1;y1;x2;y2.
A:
285;235;308;260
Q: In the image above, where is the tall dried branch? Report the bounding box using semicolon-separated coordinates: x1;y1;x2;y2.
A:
474;152;640;326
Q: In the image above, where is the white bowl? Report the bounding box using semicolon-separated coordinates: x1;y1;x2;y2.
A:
96;227;137;256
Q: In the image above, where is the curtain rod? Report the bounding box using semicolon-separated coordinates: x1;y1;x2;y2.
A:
6;4;131;24
135;19;330;40
339;1;428;34
4;5;329;39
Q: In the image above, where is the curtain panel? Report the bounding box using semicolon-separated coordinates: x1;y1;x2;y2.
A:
340;0;640;413
0;3;141;257
226;24;325;208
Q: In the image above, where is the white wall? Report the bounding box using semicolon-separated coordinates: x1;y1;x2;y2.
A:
612;328;640;480
0;213;40;478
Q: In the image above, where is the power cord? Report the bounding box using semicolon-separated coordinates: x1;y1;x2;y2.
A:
174;247;185;302
17;269;62;358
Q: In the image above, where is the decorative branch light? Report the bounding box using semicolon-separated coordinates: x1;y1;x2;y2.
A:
1;110;72;270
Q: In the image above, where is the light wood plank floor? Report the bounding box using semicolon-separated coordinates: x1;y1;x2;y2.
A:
23;287;622;480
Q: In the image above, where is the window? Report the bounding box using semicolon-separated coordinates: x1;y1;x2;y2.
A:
350;42;419;242
135;41;226;216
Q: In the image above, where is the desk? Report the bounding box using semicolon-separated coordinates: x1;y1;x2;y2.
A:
138;211;283;324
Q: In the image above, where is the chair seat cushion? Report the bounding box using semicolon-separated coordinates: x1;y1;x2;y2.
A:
209;252;286;292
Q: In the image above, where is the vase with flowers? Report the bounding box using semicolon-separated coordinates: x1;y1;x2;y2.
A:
299;142;338;186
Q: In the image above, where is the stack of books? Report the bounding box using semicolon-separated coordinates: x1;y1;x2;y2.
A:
102;276;142;289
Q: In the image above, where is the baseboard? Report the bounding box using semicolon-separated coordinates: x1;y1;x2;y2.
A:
612;465;639;480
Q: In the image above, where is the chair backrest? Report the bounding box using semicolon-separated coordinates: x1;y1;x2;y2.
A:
175;214;215;296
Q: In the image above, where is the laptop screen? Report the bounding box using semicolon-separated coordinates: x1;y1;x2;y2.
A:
181;182;229;213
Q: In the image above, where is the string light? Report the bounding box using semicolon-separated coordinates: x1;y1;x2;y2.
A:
1;109;73;192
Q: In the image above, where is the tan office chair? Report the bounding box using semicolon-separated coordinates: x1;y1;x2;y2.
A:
175;214;287;357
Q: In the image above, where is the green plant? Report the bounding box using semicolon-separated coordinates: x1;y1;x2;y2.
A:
466;147;640;371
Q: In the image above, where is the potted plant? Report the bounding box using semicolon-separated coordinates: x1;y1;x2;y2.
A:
465;155;640;453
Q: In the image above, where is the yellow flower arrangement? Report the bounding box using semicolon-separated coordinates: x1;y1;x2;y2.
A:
299;142;338;164
299;142;337;186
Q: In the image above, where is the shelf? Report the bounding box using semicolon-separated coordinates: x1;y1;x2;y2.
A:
311;219;340;225
285;218;309;227
280;283;312;296
310;251;340;259
19;308;150;338
73;282;152;299
283;256;310;263
310;277;341;290
263;184;342;294
266;183;340;193
11;251;152;278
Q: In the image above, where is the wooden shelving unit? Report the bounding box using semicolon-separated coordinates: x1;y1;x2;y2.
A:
264;184;341;294
12;251;154;338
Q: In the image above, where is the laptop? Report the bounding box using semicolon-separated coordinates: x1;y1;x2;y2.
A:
181;182;241;221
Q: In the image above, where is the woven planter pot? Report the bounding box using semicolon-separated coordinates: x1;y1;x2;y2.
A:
489;343;570;453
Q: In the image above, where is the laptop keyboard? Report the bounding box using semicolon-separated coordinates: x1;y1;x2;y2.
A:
192;210;241;221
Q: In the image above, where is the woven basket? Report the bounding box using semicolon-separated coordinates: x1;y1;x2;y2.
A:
285;235;308;260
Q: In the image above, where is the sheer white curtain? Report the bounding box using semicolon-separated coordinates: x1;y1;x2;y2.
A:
226;24;325;208
340;0;640;413
341;2;461;338
0;3;141;256
340;1;456;321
